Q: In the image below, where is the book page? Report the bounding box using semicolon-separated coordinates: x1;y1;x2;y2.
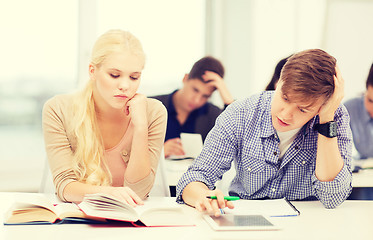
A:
10;194;57;213
4;206;58;224
54;203;87;219
137;198;194;226
78;194;194;226
78;194;139;222
4;194;58;224
223;198;299;217
135;197;181;215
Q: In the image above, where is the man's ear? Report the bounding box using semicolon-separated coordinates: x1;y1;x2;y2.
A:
182;73;189;83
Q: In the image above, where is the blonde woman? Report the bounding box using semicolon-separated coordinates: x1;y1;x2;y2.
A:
42;29;167;206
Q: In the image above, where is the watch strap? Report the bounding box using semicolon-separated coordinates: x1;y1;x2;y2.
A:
315;121;337;138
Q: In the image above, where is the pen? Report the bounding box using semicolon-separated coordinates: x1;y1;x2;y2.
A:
206;196;240;201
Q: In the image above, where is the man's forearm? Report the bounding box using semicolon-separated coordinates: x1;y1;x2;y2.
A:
315;135;344;181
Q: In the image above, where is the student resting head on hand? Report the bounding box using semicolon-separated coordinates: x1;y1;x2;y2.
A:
344;63;373;159
42;29;167;205
177;49;352;213
265;55;292;91
151;56;234;158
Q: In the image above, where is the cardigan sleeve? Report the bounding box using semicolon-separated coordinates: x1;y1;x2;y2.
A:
123;98;167;198
42;95;78;201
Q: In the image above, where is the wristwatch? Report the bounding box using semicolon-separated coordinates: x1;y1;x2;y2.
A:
314;121;337;138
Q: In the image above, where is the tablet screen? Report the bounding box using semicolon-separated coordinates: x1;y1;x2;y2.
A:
212;215;273;227
203;215;279;231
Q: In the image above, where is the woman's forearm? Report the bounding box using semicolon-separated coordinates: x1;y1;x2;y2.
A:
124;127;151;183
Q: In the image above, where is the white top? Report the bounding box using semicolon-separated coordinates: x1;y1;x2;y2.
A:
276;127;301;158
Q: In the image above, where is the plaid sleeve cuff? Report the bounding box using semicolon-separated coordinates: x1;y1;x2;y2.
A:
312;164;352;209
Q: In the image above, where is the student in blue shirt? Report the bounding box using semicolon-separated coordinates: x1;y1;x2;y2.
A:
176;49;353;212
152;56;234;158
344;63;373;159
265;55;291;91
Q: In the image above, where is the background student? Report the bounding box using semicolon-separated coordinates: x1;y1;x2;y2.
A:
176;49;352;214
151;56;234;158
265;55;291;91
344;63;373;159
42;29;167;205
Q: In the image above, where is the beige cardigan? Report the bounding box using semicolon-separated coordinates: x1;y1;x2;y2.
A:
42;93;167;201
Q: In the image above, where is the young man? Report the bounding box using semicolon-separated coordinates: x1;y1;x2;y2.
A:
344;63;373;159
152;56;234;158
176;49;352;212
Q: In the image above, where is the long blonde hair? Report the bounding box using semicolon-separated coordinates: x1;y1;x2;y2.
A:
70;29;145;186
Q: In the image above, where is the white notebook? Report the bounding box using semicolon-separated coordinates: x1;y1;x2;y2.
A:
223;198;300;217
167;133;203;160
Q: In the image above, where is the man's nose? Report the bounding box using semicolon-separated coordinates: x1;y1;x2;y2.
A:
193;95;203;105
280;107;294;120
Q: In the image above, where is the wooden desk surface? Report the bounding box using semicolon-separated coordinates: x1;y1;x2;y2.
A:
1;192;372;240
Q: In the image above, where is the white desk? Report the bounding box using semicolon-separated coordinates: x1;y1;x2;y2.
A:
1;192;372;240
164;158;193;186
353;169;373;187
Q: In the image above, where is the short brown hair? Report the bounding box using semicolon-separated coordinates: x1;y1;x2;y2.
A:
366;63;373;89
280;49;336;105
188;56;224;82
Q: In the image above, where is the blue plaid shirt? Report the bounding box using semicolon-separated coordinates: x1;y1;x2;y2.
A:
176;91;353;209
344;95;373;159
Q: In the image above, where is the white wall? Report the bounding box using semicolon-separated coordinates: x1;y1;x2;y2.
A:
322;0;373;100
2;0;373;193
207;0;373;102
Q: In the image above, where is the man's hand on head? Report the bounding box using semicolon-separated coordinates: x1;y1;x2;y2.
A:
318;66;345;123
203;71;234;105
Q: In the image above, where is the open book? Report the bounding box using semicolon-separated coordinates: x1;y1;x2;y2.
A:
78;193;194;227
4;193;194;227
3;194;102;225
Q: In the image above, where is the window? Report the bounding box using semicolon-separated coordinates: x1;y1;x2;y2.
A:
0;0;78;191
96;0;206;96
0;0;205;192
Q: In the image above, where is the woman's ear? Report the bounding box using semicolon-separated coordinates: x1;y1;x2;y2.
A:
89;64;96;79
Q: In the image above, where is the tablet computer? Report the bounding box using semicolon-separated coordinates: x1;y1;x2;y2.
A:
203;214;280;231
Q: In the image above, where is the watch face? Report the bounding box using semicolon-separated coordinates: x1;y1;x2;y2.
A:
329;122;337;137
